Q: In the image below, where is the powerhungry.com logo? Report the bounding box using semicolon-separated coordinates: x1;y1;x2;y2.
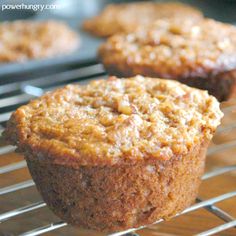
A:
1;3;61;11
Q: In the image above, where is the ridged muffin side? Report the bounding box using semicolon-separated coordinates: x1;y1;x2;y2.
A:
26;139;208;232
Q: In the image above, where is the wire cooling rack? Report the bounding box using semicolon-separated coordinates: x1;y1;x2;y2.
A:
0;62;236;236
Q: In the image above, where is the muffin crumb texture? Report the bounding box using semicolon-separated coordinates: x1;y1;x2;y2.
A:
5;76;223;166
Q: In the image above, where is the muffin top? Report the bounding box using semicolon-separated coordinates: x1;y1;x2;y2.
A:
99;18;236;79
83;2;203;37
0;20;79;62
5;76;223;166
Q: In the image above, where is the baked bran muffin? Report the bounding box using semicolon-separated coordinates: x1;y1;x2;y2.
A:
99;18;236;101
4;76;223;232
83;2;203;37
0;20;79;62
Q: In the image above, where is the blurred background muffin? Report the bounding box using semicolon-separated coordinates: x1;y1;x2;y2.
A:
0;20;79;62
99;18;236;101
82;2;203;37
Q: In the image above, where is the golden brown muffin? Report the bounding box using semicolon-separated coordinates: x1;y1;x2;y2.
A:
4;76;223;232
0;20;79;62
99;18;236;101
83;2;203;37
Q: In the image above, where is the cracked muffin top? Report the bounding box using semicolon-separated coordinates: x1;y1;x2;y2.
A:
99;18;236;79
83;2;203;37
0;20;79;62
4;76;223;166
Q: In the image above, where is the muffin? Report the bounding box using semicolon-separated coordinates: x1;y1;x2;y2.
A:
0;20;79;62
83;2;203;37
4;76;223;232
99;18;236;101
